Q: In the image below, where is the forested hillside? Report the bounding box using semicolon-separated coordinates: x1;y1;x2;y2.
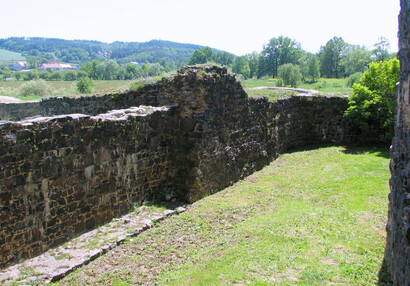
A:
0;37;209;68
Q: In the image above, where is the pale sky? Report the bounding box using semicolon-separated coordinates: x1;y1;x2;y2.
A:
0;0;400;55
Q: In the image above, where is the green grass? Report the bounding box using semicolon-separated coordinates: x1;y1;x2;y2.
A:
241;78;279;88
246;88;300;102
0;80;133;101
57;146;390;285
242;78;352;95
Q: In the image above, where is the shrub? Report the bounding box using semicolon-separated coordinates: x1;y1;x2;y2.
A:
76;77;94;94
19;79;52;97
346;72;364;87
344;58;400;143
278;64;302;87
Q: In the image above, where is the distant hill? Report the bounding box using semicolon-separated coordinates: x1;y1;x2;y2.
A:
0;48;26;63
0;37;221;68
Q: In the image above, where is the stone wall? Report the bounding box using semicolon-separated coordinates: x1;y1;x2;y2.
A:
385;0;410;284
0;106;179;267
0;65;356;268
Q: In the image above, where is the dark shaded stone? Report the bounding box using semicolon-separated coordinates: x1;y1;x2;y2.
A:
85;218;95;230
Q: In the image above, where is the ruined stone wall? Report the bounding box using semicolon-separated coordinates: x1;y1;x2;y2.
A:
0;65;356;268
385;0;410;284
0;106;179;267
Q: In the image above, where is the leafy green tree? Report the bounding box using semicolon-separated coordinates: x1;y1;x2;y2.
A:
344;58;400;143
278;63;302;87
26;56;39;68
49;71;63;81
372;36;391;62
148;63;164;77
63;70;77;81
214;51;234;66
244;52;259;78
96;60;120;80
188;47;215;65
259;36;302;78
307;55;320;82
1;66;12;80
77;70;88;79
232;56;250;79
39;71;49;80
80;60;100;79
19;79;52;97
319;37;348;78
340;46;372;76
126;64;139;79
14;72;22;81
140;64;150;78
76;77;95;93
27;69;39;80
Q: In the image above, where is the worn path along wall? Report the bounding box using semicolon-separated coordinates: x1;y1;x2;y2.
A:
0;65;356;268
385;0;410;284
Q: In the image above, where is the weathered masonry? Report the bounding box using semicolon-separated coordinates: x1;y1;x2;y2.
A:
385;0;410;284
0;65;356;268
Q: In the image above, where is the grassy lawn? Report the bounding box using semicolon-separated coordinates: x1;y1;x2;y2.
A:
56;146;390;285
242;78;352;101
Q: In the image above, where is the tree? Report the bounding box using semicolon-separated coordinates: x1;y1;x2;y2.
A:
344;58;400;143
244;52;259;78
39;71;49;80
340;46;372;76
307;55;320;82
188;47;215;65
140;64;150;78
372;36;391;62
26;56;39;69
232;56;250;79
278;63;302;87
63;70;77;81
214;51;234;66
76;77;95;94
319;37;348;78
259;36;302;78
14;72;22;81
1;66;12;80
125;64;140;79
96;60;120;80
49;71;63;81
27;69;39;80
80;60;100;79
148;63;164;77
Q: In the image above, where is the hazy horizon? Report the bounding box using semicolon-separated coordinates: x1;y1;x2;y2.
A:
1;0;400;55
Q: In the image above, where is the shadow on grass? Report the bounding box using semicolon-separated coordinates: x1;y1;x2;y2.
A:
341;144;390;159
284;143;390;160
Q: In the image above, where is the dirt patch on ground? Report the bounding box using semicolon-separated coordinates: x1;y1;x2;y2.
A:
0;96;23;103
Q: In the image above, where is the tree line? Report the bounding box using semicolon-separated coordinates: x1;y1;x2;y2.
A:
0;37;205;69
0;60;168;82
0;36;395;87
188;36;395;86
